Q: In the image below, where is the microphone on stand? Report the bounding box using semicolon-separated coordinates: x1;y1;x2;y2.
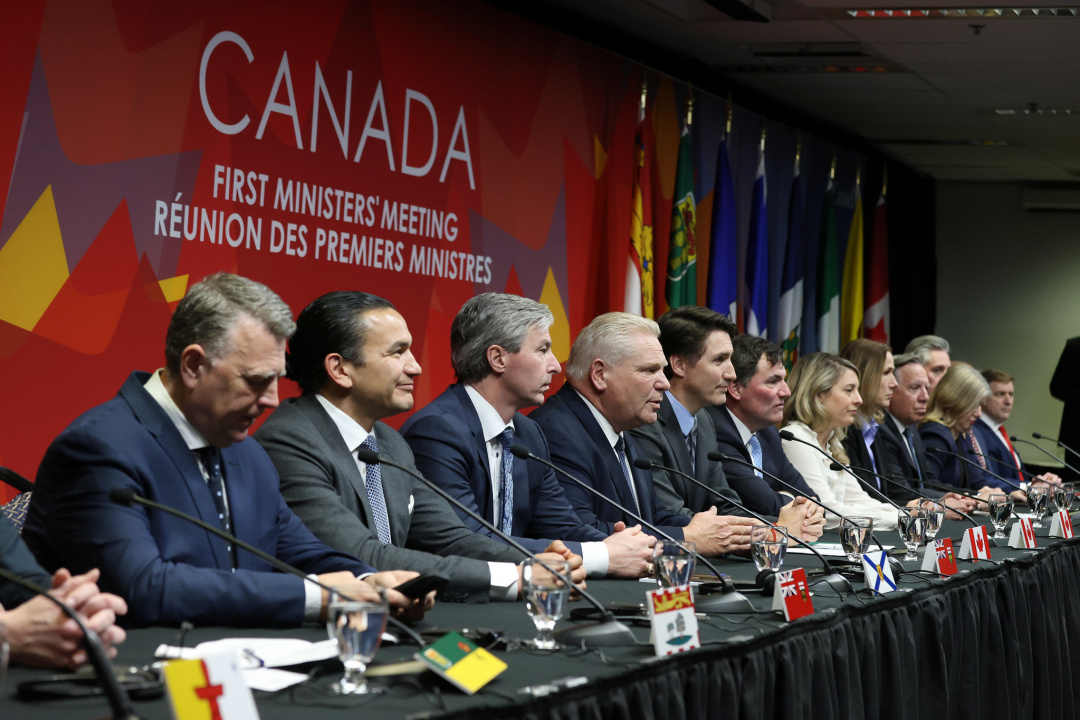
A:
633;458;852;595
1032;431;1080;466
708;451;887;554
0;466;34;494
972;450;1042;485
924;447;1026;493
0;566;142;720
353;448;637;646
841;463;981;527
1011;435;1080;476
827;461;904;510
508;444;755;614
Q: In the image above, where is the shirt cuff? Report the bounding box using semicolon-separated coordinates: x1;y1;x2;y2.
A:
303;574;323;621
488;562;519;601
581;542;609;577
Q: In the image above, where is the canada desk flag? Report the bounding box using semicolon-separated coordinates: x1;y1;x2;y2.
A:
958;525;991;560
1050;509;1074;538
861;550;898;594
771;568;814;620
646;585;700;656
163;652;258;720
921;538;958;575
1008;517;1038;549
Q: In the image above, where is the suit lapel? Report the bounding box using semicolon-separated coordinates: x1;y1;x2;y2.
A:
561;387;638;509
623;435;654;519
451;384;497;524
121;373;230;569
659;397;693;474
373;425;411;546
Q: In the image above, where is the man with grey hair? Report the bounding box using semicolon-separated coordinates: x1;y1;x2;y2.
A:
402;294;654;578
904;334;951;391
531;312;756;556
25;273;426;628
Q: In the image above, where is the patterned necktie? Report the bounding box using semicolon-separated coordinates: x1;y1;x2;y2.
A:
686;420;697;473
359;435;392;544
903;427;924;487
999;425;1024;482
499;427;515;535
198;447;234;568
748;434;764;478
968;431;988;470
614;436;641;514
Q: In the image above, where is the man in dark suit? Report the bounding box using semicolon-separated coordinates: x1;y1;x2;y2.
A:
632;307;823;541
1051;337;1080;457
708;335;820;517
1;517;127;668
24;274;424;628
875;354;976;516
257;291;584;602
402;294;652;578
531;312;752;556
974;369;1061;486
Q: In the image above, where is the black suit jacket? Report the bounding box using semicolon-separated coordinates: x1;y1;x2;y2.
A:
873;412;934;504
708;405;818;516
0;516;50;609
630;396;747;518
1051;336;1080;452
530;384;690;539
840;421;892;501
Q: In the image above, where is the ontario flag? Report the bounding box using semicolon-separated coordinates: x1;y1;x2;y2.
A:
706;130;738;322
625;81;655;318
772;567;814;620
744;141;768;337
776;153;804;369
665;117;697;310
864;188;890;342
929;538;958;575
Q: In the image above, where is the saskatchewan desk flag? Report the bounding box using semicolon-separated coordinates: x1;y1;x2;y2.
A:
840;181;864;344
777;155;803;368
816;178;840;353
666;120;697;309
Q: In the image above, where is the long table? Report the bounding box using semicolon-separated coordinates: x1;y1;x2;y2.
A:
5;520;1079;720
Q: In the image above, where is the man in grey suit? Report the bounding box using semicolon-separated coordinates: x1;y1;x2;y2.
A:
632;307;823;541
256;292;583;602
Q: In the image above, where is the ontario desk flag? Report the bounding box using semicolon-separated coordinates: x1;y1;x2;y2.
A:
771;568;814;620
921;538;958;576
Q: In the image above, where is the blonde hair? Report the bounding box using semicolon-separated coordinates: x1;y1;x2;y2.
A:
839;338;891;426
783;352;860;463
923;364;990;429
565;312;660;383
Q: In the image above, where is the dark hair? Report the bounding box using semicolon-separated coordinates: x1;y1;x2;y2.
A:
657;306;738;379
165;273;295;373
730;334;784;387
451;293;553;384
286;291;395;393
982;369;1014;385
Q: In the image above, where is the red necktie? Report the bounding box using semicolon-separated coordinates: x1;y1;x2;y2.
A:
999;425;1023;483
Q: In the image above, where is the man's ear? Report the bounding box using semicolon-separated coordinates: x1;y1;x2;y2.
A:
726;381;745;402
178;345;209;389
324;353;353;389
589;358;608;392
668;354;689;380
486;345;509;376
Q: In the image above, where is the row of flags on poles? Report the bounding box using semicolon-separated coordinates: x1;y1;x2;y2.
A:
625;88;891;365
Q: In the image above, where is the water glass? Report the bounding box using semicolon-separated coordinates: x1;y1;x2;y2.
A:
918;500;945;541
987;493;1013;540
326;589;389;694
1027;486;1049;528
897;508;928;562
1063;483;1079;512
750;525;787;572
524;558;570;650
1050;485;1070;516
840;516;874;562
653;541;696;588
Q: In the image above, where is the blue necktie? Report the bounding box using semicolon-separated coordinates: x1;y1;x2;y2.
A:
499;427;515;535
359;435;392;544
748;435;764;478
686;420;697;473
904;427;924;488
198;447;234;568
614;436;641;514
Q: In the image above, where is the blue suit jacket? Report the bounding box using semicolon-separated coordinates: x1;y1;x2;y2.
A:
0;515;50;609
919;421;1010;492
529;384;689;539
23;372;372;628
708;405;818;516
972;419;1027;485
400;383;606;554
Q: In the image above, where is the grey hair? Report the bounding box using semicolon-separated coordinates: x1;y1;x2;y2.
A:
892;352;922;372
450;293;554;384
904;335;951;365
165;272;295;372
565;312;660;383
